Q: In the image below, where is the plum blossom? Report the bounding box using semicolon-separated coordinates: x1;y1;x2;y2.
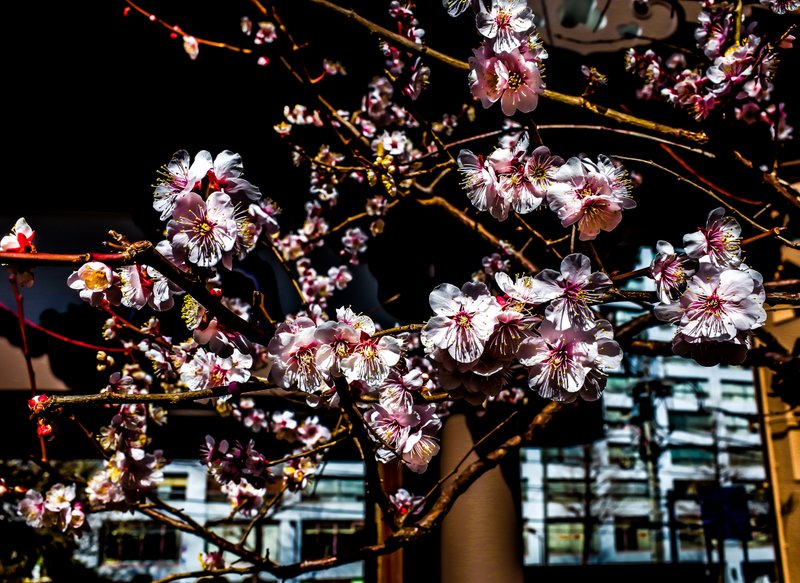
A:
529;253;612;330
655;260;766;365
457;149;500;215
683;206;742;267
364;403;419;463
469;44;545;116
650;240;697;304
268;318;330;394
341;333;403;387
548;155;636;241
1;217;36;253
67;261;122;307
402;404;442;473
476;0;535;54
390;487;424;516
180;347;253;391
167;192;239;269
760;0;800;14
422;281;501;364
517;318;622;402
118;264;183;311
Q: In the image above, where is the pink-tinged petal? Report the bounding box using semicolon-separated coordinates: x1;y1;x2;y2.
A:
428;283;461;314
717;268;755;301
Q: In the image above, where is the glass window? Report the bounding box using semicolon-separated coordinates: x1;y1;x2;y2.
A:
607;479;649;501
303;476;364;502
672;479;715;499
723;414;758;434
728;448;764;467
669;379;710;400
301;520;366;560
670;447;715;466
547;479;591;503
605;376;633;395
720;381;755;402
543;445;585;465
604;407;630;428
614;516;653;552
669;411;713;433
546;521;599;556
157;472;188;501
100;520;180;563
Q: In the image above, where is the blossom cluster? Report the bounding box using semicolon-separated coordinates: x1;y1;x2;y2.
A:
625;0;794;140
18;483;86;535
652;207;767;366
457;130;636;240
422;252;623;404
450;0;548;116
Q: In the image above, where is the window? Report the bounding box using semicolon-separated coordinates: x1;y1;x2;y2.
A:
670;447;715;466
302;476;364;502
607;479;649;501
723;414;758;434
157;472;188;501
614;516;653;552
547;479;591;503
728;448;764;467
546;521;599;556
670;379;710;400
543;445;585;465
672;479;715;499
720;381;755;403
301;520;366;560
669;411;713;433
100;520;180;563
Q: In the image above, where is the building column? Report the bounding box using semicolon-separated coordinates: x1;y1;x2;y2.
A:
440;412;524;583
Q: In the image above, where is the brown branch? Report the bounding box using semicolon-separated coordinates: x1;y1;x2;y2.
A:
301;0;709;144
615;156;799;249
732;150;800;210
123;0;253;54
415;195;540;273
41;379;278;410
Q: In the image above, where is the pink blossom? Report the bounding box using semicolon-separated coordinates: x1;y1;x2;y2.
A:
476;0;535;54
683;207;742;267
530;253;612;330
422;281;501;364
469;45;544;116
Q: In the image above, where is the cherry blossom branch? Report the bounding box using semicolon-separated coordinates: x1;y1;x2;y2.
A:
415;195;540;273
614;156;799;248
246;400;567;579
333;376;395;520
302;0;711;144
0;301;129;353
38;379;278;411
239;481;289;546
732;150;800;210
122;0;253;54
659;144;762;205
8;274;49;462
139;499;269;566
264;239;308;307
138;244;276;343
151;566;257;583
